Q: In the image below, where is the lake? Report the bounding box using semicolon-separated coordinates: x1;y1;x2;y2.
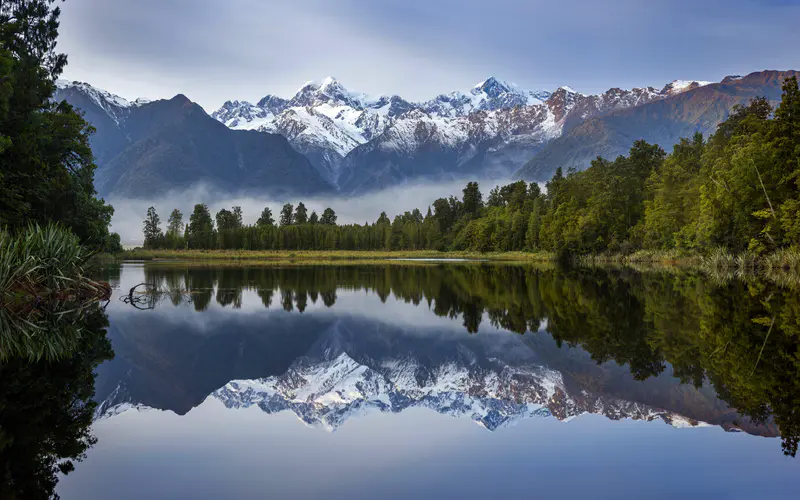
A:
6;261;799;499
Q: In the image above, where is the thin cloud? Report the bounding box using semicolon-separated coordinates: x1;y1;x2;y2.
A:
106;178;528;246
57;0;800;111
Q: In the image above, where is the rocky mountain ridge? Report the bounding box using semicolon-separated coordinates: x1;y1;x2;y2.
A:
210;76;712;187
54;81;332;198
56;71;797;196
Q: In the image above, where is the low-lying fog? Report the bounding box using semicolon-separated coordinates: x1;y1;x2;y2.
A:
108;179;529;247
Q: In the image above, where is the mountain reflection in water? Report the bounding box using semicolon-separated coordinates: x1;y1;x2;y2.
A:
93;263;798;455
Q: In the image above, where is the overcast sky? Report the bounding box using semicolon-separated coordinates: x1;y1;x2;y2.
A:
57;0;800;112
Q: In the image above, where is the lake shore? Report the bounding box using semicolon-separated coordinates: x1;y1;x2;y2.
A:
107;248;800;285
115;249;556;262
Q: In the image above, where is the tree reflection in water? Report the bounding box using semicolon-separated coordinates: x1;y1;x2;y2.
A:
132;264;800;457
0;302;113;499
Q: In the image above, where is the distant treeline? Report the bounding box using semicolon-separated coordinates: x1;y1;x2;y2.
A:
142;76;800;256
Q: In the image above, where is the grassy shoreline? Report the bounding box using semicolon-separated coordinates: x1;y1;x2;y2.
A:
116;249;557;262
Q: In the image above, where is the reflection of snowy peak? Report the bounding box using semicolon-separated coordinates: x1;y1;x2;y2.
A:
94;381;155;420
211;349;707;432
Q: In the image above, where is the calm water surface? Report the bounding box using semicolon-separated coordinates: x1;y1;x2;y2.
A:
42;262;800;498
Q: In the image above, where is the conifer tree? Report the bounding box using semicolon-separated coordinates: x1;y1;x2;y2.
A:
320;208;337;225
0;0;114;248
257;207;274;227
167;209;184;236
142;207;163;248
294;202;308;224
188;203;214;248
280;203;294;226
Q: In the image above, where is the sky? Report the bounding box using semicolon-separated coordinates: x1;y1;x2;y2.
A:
56;0;800;113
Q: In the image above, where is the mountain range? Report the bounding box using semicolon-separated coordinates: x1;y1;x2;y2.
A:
54;82;330;198
55;70;798;198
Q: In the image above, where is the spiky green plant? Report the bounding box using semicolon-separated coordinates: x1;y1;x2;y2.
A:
0;224;110;361
0;223;89;302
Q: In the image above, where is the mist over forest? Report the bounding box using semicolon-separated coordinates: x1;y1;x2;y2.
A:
109;179;525;246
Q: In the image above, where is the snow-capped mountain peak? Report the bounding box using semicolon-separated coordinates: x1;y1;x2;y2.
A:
55;80;134;108
660;79;713;96
54;80;152;125
288;76;370;109
205;74;725;191
556;85;583;96
472;76;512;98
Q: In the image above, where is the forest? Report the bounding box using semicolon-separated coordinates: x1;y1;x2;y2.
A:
142;76;800;259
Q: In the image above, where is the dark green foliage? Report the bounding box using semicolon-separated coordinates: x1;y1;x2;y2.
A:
257;207;274;227
0;220;114;497
0;0;114;250
294;202;308;225
320;208;337;225
142;207;163;249
103;232;123;253
279;203;293;226
187;204;214;249
215;207;243;231
167;209;184;236
0;303;113;499
461;181;483;219
164;209;185;249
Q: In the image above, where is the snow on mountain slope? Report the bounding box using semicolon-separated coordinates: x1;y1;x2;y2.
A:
210;76;559;182
210;75;714;190
56;80;139;109
661;79;713;96
58;76;715;191
55;79;151;125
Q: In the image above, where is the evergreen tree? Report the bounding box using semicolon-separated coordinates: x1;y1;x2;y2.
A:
308;211;319;225
188;203;214;248
167;209;184;236
257;207;274;227
294;202;308;224
0;0;114;249
215;209;234;231
142;207;163;248
770;76;800;245
320;208;337;225
279;203;294;226
462;182;483;218
232;206;243;228
165;208;185;249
